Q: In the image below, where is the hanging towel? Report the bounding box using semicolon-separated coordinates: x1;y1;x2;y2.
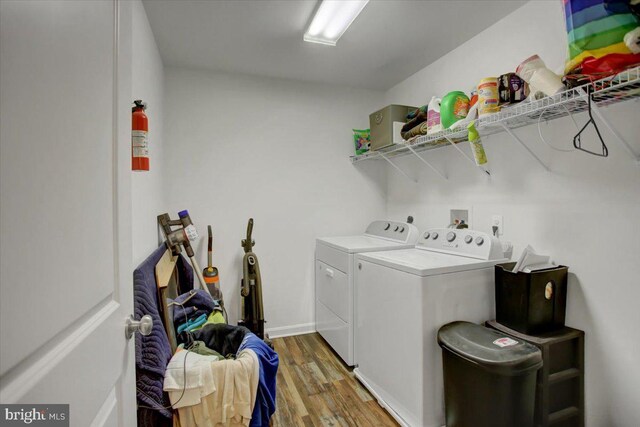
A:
134;245;194;418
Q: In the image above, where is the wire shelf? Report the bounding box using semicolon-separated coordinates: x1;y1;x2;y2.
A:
350;65;640;164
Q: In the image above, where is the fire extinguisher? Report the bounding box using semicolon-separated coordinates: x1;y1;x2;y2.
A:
132;100;149;171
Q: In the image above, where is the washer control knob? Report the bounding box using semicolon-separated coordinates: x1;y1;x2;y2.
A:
384;223;390;230
475;236;484;246
446;232;456;242
423;232;430;239
399;227;405;233
432;232;439;240
464;235;473;244
394;226;399;232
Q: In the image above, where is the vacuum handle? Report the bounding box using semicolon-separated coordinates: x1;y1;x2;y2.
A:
246;218;254;241
207;225;213;267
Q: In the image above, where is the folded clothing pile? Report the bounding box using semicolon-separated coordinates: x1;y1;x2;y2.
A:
170;289;226;335
401;105;429;141
167;324;279;427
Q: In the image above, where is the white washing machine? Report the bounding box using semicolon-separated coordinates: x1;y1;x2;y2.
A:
315;219;419;366
354;228;507;427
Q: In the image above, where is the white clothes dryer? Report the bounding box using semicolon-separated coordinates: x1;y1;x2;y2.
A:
354;228;507;427
315;220;419;366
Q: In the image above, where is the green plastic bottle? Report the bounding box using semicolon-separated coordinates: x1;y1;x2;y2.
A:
441;91;470;129
467;121;488;165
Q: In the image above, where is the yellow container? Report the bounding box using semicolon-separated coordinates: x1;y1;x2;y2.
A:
477;77;500;118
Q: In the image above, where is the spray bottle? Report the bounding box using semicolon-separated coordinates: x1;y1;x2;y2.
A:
467;121;488;166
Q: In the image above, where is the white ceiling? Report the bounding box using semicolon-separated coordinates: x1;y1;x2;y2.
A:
142;0;526;90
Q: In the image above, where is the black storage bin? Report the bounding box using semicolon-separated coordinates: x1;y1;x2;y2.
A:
495;262;568;335
438;321;542;427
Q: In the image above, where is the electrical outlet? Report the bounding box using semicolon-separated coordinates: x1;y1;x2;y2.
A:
491;214;503;236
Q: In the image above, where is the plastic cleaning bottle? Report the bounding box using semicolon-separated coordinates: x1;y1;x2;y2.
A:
467;121;487;166
426;96;442;135
477;77;500;118
441;91;470;129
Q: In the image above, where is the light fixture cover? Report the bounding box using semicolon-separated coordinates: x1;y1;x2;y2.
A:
304;0;369;46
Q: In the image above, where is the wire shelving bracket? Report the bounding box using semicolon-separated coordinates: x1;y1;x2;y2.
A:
405;145;448;181
498;122;550;171
378;152;416;183
443;135;491;176
589;101;640;163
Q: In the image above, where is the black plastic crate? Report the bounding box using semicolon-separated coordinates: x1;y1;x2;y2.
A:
495;262;568;335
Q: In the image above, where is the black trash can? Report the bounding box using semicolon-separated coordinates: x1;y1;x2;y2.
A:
437;321;543;427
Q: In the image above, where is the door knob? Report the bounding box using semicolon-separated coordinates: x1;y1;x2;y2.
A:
126;315;153;339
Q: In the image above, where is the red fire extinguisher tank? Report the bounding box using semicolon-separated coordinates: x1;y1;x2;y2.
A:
132;100;149;171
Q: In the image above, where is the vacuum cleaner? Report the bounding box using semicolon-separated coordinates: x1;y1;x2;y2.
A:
239;218;269;344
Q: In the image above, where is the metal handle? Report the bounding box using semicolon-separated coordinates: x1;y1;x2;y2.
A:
126;315;153;339
325;268;334;278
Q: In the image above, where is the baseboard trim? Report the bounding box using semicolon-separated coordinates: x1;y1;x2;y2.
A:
266;322;316;339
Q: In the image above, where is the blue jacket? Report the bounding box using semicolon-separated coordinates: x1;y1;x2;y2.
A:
239;333;279;427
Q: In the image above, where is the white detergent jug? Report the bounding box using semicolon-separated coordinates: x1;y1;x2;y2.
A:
426;96;442;135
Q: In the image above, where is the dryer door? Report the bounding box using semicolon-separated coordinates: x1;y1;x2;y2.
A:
316;261;349;322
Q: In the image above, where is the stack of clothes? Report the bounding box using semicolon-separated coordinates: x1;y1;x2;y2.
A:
170;289;226;334
165;324;279;427
401;105;430;142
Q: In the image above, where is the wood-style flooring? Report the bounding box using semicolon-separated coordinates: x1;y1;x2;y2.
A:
271;333;399;427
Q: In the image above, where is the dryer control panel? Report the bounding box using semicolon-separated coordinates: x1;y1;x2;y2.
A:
417;228;504;260
364;220;419;244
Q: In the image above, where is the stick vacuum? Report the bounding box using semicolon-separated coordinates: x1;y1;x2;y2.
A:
158;212;228;321
239;218;269;345
203;225;221;299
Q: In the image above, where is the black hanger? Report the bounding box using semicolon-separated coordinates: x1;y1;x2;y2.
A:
573;85;608;157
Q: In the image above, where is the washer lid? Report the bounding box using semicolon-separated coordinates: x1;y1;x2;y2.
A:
357;248;506;276
317;235;411;253
437;321;542;376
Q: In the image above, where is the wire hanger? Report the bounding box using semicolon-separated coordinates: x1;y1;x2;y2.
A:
572;85;609;157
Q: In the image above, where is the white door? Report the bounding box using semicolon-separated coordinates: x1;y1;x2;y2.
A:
1;1;136;426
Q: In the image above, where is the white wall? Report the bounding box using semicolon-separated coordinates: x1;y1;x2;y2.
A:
163;67;386;336
384;1;640;425
132;0;165;266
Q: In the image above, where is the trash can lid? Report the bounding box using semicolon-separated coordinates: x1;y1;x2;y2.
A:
437;321;542;376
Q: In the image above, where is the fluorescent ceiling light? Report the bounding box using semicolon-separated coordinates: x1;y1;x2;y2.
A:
304;0;369;46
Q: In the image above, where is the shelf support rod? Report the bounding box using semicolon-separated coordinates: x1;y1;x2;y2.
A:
378;152;417;183
499;122;550;172
444;136;490;176
405;145;448;181
590;101;640;163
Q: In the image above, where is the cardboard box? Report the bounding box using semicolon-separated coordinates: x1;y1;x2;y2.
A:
369;104;416;151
